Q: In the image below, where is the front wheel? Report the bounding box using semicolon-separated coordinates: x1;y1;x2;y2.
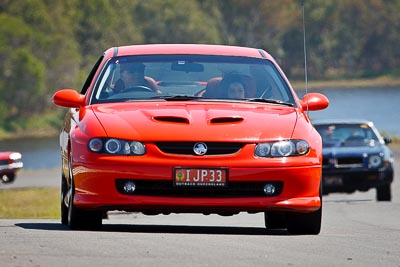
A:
67;177;103;230
66;155;102;230
286;207;322;235
61;173;69;225
1;173;15;183
376;184;391;201
264;211;287;230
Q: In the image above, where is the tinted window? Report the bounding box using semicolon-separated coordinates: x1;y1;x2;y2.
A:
315;123;379;147
90;55;295;104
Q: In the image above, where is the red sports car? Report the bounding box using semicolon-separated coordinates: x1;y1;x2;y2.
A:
52;44;329;234
0;151;23;184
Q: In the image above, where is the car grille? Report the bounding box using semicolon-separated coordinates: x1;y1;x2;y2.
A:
116;179;283;197
0;160;9;165
322;156;364;168
322;158;330;166
155;142;244;155
337;157;363;166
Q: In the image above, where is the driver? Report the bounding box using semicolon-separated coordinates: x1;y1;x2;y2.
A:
114;63;157;92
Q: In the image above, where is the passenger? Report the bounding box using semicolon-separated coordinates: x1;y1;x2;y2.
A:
114;63;155;92
221;74;247;99
227;81;245;99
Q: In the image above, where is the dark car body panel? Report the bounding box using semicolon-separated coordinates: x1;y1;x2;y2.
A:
314;119;394;197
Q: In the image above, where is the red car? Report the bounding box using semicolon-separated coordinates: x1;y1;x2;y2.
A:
52;44;329;234
0;151;23;184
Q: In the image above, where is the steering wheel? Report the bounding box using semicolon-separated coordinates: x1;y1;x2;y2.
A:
122;86;153;93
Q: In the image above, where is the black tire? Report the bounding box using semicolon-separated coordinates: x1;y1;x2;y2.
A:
286;179;322;235
286;207;322;235
67;155;102;231
61;173;69;225
1;173;15;183
376;184;391;201
264;211;287;230
67;177;103;230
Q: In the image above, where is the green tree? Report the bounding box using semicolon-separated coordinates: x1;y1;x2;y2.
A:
75;0;144;67
0;14;37;129
134;0;221;44
0;0;81;99
2;49;45;130
293;0;400;78
215;0;302;76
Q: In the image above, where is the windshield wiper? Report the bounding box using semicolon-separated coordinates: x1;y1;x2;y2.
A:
246;98;294;107
151;95;203;101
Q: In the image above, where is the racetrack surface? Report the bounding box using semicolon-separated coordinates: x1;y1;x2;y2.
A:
0;147;399;266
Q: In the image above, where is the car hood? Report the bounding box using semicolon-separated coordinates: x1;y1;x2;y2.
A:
0;152;17;158
90;101;298;142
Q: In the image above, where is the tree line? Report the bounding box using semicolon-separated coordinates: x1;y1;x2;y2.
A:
0;0;399;135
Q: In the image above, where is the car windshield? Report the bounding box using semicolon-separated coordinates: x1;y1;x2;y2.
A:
90;55;295;105
315;123;380;147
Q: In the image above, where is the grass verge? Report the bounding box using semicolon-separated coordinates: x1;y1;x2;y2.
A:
0;188;59;219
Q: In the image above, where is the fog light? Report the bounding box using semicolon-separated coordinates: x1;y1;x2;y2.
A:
263;184;276;195
123;181;136;193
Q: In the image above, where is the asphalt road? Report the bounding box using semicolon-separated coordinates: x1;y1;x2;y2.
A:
0;148;399;266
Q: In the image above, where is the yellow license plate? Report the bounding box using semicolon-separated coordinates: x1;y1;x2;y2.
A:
324;175;343;186
174;168;227;187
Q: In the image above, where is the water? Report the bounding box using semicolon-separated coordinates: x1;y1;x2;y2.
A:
0;137;60;170
1;87;399;170
303;87;400;136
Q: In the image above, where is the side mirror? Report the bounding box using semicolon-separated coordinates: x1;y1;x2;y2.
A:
301;93;329;111
383;137;392;144
52;89;85;108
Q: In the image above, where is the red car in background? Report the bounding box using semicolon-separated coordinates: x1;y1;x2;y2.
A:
0;151;23;184
52;44;329;234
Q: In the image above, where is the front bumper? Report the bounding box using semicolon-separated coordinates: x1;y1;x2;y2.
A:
71;161;322;214
0;162;23;174
322;168;393;193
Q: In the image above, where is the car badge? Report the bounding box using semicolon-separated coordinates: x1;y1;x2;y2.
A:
193;142;208;156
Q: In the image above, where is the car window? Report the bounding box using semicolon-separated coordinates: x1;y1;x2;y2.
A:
90;55;295;105
81;55;104;95
315;123;379;146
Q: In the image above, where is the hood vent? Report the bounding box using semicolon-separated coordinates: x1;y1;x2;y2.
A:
154;116;189;124
210;117;244;124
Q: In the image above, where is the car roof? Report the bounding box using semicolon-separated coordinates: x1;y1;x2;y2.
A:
312;119;375;126
104;44;274;61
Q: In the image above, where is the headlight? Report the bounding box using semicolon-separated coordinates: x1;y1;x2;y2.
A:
369;154;382;168
105;139;122;154
88;138;103;152
9;152;22;160
254;143;271;157
129;141;146;155
88;138;146;155
271;141;295;156
255;140;309;157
